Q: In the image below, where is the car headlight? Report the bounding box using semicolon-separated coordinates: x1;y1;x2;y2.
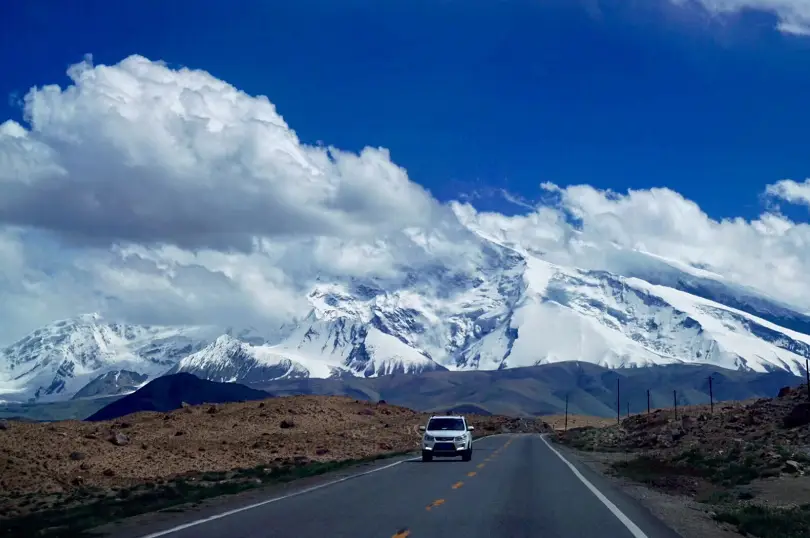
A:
454;435;466;442
424;435;435;442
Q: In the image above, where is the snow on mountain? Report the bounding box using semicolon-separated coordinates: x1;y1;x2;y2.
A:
71;369;149;400
457;253;810;377
0;314;217;402
170;311;447;383
3;228;810;404
626;277;810;374
238;236;810;378
167;335;316;383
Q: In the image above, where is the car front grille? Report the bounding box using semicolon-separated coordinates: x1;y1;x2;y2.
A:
434;442;455;451
435;437;454;442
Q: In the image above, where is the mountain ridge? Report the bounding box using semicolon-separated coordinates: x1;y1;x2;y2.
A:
249;360;802;418
85;373;270;421
0;361;801;421
2;228;810;403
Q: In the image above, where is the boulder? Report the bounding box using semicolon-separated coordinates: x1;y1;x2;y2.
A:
784;460;801;474
108;432;130;446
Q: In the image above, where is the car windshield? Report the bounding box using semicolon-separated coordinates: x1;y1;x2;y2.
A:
427;418;465;431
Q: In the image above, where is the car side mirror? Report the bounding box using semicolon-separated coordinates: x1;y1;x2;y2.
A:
419;426;426;431
467;426;474;431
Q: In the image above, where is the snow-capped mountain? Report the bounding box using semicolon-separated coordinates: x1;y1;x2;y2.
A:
2;228;810;404
168;233;810;383
271;253;810;377
0;314;217;402
168;327;444;384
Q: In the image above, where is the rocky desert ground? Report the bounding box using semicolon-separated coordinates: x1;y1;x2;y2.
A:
555;383;810;538
0;395;550;537
540;413;615;431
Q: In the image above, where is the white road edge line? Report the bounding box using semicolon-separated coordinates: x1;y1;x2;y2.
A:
539;434;649;538
135;433;505;538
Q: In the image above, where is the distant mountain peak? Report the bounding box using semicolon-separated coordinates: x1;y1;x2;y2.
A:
75;312;103;323
0;318;214;403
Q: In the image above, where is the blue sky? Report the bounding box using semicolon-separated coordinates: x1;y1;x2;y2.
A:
3;0;810;221
5;0;810;348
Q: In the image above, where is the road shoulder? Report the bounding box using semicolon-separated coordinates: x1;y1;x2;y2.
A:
548;440;740;538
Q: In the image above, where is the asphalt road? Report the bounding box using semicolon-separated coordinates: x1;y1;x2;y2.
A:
111;434;682;538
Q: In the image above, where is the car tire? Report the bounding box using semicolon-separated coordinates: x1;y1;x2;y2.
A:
461;449;472;462
422;451;433;462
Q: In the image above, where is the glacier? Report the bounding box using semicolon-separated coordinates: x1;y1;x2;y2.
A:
2;228;810;403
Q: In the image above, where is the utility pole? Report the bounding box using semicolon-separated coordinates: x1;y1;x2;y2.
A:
617;377;621;424
647;389;651;415
806;359;810;402
626;401;630;419
708;375;714;414
564;393;569;432
673;390;678;420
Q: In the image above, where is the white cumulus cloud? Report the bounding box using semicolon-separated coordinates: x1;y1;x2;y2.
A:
765;178;810;208
453;183;810;314
0;55;438;252
2;54;810;346
671;0;810;34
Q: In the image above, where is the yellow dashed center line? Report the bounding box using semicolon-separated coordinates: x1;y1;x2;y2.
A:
426;498;446;511
392;530;411;538
421;439;515;527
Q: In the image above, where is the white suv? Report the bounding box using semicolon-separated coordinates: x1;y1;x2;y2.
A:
419;415;474;462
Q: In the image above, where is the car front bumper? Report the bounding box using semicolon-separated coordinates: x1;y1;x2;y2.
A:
422;438;470;455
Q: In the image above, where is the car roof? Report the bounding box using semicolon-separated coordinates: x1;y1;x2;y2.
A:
429;415;465;420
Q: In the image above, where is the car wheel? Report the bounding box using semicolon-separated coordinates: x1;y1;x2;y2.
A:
422;451;433;462
461;449;472;462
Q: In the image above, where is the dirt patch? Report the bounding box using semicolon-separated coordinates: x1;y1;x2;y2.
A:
750;474;810;506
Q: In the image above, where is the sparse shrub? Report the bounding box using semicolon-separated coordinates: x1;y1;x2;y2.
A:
714;504;810;538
